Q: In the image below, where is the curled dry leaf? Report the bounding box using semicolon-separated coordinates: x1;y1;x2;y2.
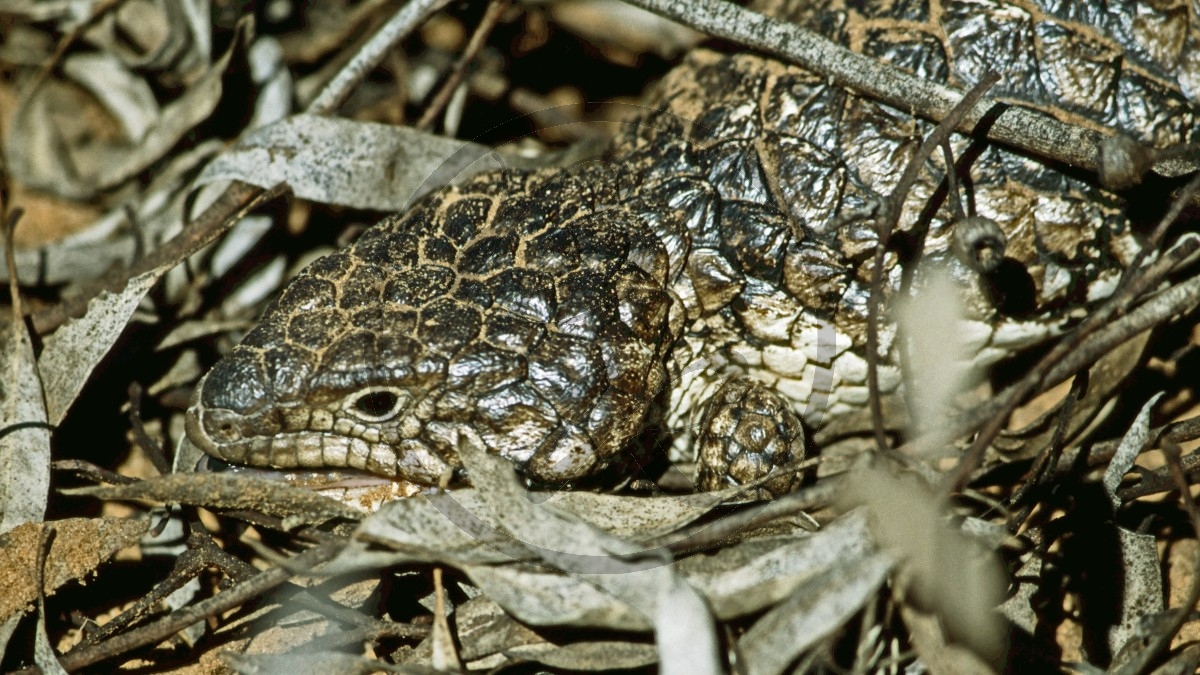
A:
1101;395;1167;662
4;21;252;199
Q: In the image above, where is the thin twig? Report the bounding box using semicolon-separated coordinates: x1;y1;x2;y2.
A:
126;382;171;476
1118;450;1200;502
939;140;967;221
1088;416;1200;472
3;209;22;321
52;459;139;486
865;72;999;452
309;0;453;115
55;538;344;671
416;0;510;131
1005;372;1087;533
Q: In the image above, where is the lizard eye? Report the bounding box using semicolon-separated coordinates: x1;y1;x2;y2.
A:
345;387;407;422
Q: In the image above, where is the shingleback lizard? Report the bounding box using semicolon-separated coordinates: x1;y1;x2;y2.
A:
185;0;1200;497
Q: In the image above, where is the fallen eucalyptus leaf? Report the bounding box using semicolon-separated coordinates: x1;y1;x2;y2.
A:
678;509;877;619
348;489;536;567
0;321;50;534
544;489;726;540
1102;395;1166;662
738;551;892;675
454;595;546;663
463;563;651;630
1103;393;1165;507
506;640;659;670
195;114;525;210
38;270;161;426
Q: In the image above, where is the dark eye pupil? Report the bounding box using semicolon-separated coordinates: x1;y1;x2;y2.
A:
355;391;398;417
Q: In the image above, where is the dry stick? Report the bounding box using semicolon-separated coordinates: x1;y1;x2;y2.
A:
621;0;1195;180
29;0;452;335
55;538;344;672
309;0;452;114
3;209;22;320
52;459;138;486
1005;373;1086;534
1088;416;1200;473
939;141;967;222
1;107;20;318
415;0;510;131
126;383;172;476
77;521;252;648
865;72;1000;452
1119;450;1200;502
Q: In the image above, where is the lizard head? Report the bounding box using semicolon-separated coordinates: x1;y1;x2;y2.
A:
186;174;675;488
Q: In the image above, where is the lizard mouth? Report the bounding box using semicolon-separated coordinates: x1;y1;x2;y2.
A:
184;396;458;487
192;452;431;511
194;452;394;488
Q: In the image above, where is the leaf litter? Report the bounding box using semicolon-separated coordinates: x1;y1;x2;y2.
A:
2;0;1200;672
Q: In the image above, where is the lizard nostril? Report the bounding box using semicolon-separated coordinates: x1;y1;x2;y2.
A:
201;349;271;414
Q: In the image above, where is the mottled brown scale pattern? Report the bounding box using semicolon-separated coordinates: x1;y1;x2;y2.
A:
187;0;1199;493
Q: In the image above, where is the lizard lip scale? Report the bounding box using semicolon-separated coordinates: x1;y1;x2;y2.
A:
185;0;1187;498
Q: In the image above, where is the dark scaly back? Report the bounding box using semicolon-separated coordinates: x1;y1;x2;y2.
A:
603;0;1197;447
